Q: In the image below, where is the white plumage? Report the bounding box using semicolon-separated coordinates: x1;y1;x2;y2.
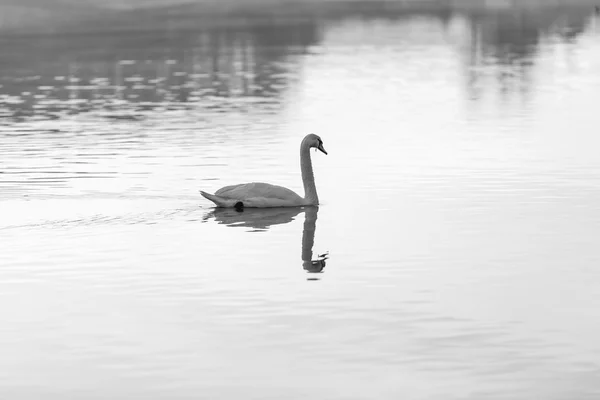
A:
200;134;327;208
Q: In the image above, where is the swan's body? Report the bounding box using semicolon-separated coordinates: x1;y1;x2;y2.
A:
200;134;327;208
202;182;304;208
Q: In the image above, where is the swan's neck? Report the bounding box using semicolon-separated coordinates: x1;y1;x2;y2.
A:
300;141;319;205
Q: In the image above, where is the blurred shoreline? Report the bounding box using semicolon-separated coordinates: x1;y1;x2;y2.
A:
0;0;598;35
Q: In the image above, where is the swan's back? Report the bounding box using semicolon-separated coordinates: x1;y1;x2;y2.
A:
216;182;303;202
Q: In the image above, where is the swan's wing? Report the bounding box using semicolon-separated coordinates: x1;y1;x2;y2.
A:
215;182;302;201
200;191;240;207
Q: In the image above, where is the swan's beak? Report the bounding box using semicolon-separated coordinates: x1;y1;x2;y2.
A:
317;143;327;155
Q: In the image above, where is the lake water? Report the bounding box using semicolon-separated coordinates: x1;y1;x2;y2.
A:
1;3;600;399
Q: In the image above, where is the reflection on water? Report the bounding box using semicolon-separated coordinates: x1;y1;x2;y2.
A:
463;4;595;100
0;2;597;122
203;206;328;276
0;19;319;121
300;207;328;275
203;206;304;231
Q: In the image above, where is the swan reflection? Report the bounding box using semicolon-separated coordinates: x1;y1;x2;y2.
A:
300;207;328;274
203;206;328;275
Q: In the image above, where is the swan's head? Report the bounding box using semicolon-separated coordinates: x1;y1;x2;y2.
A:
304;133;327;155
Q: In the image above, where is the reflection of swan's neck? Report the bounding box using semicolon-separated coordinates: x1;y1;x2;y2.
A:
300;140;318;205
302;206;325;274
302;206;318;263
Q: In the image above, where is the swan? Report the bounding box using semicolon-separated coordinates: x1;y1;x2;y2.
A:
200;134;327;208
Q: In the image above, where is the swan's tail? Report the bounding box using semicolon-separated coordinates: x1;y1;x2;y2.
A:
200;190;239;208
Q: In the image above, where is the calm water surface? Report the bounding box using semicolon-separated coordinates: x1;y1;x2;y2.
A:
1;5;600;399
